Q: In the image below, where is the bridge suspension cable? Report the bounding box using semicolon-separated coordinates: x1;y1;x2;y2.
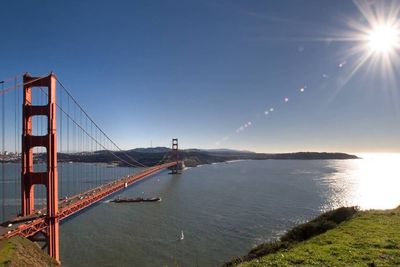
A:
52;88;145;168
0;76;49;96
55;77;148;168
50;74;150;201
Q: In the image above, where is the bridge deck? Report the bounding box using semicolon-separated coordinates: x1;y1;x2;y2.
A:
0;162;178;240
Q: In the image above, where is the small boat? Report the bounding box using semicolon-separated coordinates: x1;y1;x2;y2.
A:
180;230;184;241
111;197;161;203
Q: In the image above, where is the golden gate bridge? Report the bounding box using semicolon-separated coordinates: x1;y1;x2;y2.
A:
0;73;182;263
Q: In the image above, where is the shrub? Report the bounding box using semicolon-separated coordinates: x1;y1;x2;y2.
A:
281;206;358;243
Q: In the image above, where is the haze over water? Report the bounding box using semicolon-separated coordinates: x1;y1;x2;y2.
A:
51;153;400;266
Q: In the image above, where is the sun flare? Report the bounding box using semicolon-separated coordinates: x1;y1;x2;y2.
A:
327;0;400;88
367;24;400;54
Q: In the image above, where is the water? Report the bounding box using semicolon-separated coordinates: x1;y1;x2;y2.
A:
2;154;400;266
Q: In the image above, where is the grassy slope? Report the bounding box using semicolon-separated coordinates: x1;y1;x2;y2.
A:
0;236;59;267
240;207;400;267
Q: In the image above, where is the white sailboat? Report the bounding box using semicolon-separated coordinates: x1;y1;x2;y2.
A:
180;230;184;241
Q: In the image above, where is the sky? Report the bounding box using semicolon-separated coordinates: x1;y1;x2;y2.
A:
1;0;400;153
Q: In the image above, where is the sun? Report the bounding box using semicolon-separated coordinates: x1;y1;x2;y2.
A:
327;0;400;88
367;24;400;54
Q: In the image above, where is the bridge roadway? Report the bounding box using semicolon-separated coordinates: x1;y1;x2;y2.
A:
0;162;178;240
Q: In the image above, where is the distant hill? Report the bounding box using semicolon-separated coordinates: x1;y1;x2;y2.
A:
53;148;359;167
128;147;171;153
253;152;360;160
198;148;255;154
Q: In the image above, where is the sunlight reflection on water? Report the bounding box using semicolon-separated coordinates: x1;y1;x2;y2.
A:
323;153;400;210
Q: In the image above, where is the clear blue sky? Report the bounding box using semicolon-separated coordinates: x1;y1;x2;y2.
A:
1;0;400;153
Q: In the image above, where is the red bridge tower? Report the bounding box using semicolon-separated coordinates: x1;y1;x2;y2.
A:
171;138;179;174
21;73;59;262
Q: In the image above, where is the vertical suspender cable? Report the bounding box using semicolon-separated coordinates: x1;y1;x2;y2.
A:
14;79;18;214
17;78;20;214
1;81;5;221
73;103;76;196
80;109;83;193
90;120;93;188
96;128;98;186
60;86;63;198
67;95;70;196
39;88;43;205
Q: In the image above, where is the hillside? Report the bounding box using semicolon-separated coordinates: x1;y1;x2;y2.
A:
227;206;400;267
0;236;59;267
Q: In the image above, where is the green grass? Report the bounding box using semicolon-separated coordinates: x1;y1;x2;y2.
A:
236;206;400;267
0;238;15;266
0;236;59;267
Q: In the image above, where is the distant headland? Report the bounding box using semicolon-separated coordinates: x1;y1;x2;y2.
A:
59;148;360;167
1;147;359;167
